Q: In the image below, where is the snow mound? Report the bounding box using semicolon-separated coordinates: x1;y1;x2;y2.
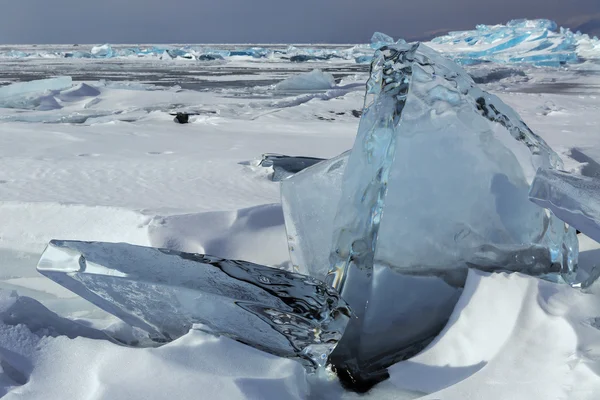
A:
90;44;114;58
0;313;307;400
149;204;289;268
0;202;151;254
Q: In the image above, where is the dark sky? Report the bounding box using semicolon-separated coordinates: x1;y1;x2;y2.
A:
1;0;599;44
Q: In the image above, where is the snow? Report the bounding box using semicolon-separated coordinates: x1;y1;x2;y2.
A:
0;43;599;399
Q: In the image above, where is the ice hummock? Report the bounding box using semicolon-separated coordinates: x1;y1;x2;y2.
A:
0;77;73;100
275;69;336;91
0;77;73;109
429;19;599;66
36;240;351;371
91;44;114;58
1;21;597;65
279;41;578;385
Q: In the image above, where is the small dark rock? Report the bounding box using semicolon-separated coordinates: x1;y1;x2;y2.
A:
351;110;363;118
173;112;189;124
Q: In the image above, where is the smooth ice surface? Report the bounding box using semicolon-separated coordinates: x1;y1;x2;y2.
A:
0;77;73;108
36;240;350;371
530;168;600;244
275;69;336;91
324;42;578;381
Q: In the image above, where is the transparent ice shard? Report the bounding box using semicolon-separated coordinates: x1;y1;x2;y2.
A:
317;42;578;385
530;168;600;243
281;151;349;276
37;240;350;371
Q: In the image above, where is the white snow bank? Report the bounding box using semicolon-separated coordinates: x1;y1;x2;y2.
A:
0;311;307;400
149;203;290;268
275;69;336;91
389;270;600;399
0;202;152;254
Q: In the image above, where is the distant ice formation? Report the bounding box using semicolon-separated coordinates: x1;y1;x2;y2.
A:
429;19;600;66
2;20;596;66
0;77;73;109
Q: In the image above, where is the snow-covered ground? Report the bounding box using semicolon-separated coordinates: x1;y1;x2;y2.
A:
0;48;600;399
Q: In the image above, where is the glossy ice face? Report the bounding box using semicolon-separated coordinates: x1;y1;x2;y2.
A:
283;42;578;384
37;240;351;371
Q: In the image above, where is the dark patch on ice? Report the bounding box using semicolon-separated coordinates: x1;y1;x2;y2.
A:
333;366;390;394
172;112;190;124
469;68;526;84
568;148;600;179
510;82;600;94
0;61;367;93
0;355;29;386
351;109;362;118
317;115;336;121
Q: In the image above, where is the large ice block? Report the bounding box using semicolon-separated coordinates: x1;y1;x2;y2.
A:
318;42;578;385
530;168;600;243
37;240;350;371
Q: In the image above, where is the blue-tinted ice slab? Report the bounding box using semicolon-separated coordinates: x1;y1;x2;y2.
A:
36;240;350;371
91;44;114;58
430;19;592;66
530;168;600;243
